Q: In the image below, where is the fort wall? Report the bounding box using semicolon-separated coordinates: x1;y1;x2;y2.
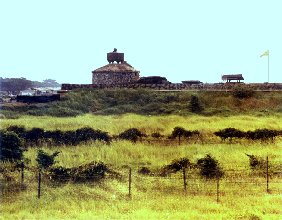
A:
61;83;282;91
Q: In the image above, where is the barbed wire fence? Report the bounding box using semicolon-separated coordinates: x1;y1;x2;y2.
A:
0;157;281;203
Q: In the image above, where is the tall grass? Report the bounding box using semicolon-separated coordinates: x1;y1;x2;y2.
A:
1;114;282;134
1;114;282;219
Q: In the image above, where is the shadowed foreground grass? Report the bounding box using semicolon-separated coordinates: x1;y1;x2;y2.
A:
1;141;281;220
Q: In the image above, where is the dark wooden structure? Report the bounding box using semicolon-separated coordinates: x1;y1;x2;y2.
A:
107;48;124;64
222;74;244;83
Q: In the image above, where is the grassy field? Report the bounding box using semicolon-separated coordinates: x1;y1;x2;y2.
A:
1;89;282;118
1;114;282;134
1;114;282;219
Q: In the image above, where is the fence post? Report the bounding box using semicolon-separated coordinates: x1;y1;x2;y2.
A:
266;156;269;193
21;163;24;185
38;169;41;199
216;176;220;203
128;167;132;199
183;167;187;193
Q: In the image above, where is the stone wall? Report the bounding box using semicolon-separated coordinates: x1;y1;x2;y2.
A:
62;83;282;91
92;72;139;85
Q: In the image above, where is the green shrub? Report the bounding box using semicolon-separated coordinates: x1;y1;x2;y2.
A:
25;128;45;145
36;150;60;169
169;127;199;144
75;127;111;143
214;128;245;141
138;167;151;175
118;128;146;143
0;131;24;161
49;161;108;182
189;95;203;113
197;154;224;179
245;154;265;170
160;157;190;176
151;132;164;139
246;129;279;141
232;86;255;99
7;125;27;139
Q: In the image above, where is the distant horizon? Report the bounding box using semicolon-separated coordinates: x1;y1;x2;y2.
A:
1;1;281;84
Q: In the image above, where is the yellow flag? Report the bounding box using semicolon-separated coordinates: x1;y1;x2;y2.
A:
260;50;269;57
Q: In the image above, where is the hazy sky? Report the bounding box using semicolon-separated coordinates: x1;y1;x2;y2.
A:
0;0;281;84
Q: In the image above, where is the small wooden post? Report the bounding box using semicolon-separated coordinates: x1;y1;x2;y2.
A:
21;164;24;185
216;176;220;203
128;167;132;198
266;156;269;193
183;167;187;193
38;169;41;199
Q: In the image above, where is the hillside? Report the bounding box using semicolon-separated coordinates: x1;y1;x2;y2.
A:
1;88;282;118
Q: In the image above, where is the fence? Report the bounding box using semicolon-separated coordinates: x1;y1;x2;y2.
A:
1;157;281;203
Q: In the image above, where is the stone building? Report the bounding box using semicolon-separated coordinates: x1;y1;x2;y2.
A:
92;49;140;85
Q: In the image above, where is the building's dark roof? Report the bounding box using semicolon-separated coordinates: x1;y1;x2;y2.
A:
222;74;244;80
92;62;139;73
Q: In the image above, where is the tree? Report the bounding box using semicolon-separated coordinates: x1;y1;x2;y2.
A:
0;131;24;161
118;128;145;143
36;150;60;169
0;77;32;94
189;95;203;113
197;154;224;179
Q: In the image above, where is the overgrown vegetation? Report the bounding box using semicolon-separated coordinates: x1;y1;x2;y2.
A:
214;127;280;142
36;150;60;169
188;94;203;113
197;154;224;179
5;125;111;146
232;86;255;99
118;128;146;143
1;89;282;118
0;131;24;161
49;161;108;183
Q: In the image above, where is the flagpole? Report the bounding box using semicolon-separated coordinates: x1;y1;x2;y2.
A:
268;50;270;83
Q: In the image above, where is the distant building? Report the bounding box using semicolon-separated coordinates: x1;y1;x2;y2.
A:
92;49;140;85
222;74;244;83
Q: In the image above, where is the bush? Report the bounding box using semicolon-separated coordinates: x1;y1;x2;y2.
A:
118;128;145;143
214;128;245;141
44;130;65;145
75;127;111;143
246;129;279;141
232;86;255;99
151;132;164;139
49;161;108;182
170;127;199;144
36;150;60;169
189;95;203;113
161;157;190;176
245;154;265;170
25;128;45;145
0;131;24;161
7;125;27;139
138;167;151;175
197;154;224;179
